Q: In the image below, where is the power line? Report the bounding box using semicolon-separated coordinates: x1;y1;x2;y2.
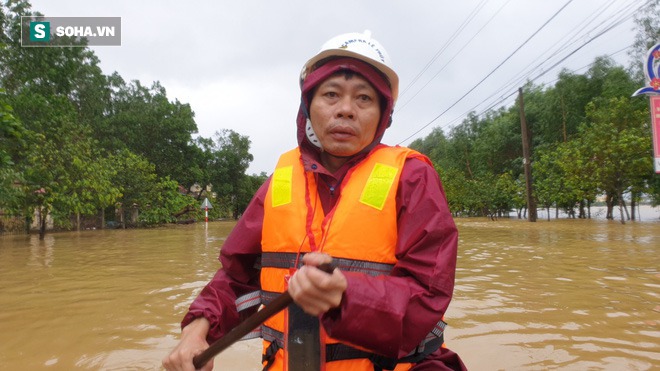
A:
440;40;634;137
399;0;489;99
398;0;646;144
397;0;514;113
470;44;633;127
527;2;642;82
456;0;642;127
397;0;574;144
496;0;640;96
488;0;621;99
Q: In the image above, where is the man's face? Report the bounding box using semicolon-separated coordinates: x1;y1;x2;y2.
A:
309;73;381;158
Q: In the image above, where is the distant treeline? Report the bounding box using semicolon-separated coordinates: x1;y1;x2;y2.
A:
410;11;660;222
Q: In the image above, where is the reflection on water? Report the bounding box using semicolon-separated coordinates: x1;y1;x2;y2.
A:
0;218;658;370
29;234;55;268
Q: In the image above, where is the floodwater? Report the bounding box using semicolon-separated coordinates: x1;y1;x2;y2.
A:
0;210;658;370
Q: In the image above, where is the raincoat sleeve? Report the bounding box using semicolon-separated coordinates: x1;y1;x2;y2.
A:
181;178;271;342
320;158;458;359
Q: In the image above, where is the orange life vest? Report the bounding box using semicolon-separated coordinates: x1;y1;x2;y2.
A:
257;145;441;371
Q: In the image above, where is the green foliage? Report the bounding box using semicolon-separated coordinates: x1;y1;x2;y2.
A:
137;177;197;226
578;97;652;217
202;129;255;219
0;89;24;212
108;149;200;226
102;78;201;184
15;95;120;229
0;1;258;235
413;54;656;219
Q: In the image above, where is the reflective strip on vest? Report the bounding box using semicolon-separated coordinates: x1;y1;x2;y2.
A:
235;290;261;312
233;290;287;311
240;327;262;341
360;163;398;210
272;165;293;207
261;252;395;277
263;325;285;348
432;320;447;338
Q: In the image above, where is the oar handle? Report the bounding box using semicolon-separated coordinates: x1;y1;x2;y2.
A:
192;262;337;369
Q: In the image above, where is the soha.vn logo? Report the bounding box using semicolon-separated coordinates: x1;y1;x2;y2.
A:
29;21;50;41
29;21;116;42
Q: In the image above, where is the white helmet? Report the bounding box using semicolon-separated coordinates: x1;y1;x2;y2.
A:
300;30;399;102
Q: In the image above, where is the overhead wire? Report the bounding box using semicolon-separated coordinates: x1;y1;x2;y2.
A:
494;0;640;96
488;0;620;99
397;0;574;144
413;44;634;139
399;0;489;99
526;1;643;83
396;0;514;113
458;0;641;126
440;35;637;137
396;0;646;144
474;0;643;119
456;43;634;131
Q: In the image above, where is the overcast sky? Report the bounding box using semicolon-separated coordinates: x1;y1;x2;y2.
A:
28;0;644;175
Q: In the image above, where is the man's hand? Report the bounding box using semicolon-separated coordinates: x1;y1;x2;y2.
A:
162;317;214;371
288;252;347;316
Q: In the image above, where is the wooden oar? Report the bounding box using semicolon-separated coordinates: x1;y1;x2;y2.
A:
192;262;336;369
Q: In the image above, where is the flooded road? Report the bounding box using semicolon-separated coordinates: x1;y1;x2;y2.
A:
447;217;659;370
0;213;658;370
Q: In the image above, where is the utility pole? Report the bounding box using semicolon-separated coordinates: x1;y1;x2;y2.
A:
518;87;537;222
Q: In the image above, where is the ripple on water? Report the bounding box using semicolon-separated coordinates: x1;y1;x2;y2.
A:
572;310;590;316
605;312;630;318
44;358;58;366
603;276;627;281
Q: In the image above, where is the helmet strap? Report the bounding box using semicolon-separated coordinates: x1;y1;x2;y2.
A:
305;118;322;149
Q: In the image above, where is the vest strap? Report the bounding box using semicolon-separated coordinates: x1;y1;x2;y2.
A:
261;252;395;277
262;325;285;349
262;340;281;371
369;334;444;370
260;321;445;367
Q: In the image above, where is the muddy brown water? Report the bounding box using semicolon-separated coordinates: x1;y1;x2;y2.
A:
1;210;658;370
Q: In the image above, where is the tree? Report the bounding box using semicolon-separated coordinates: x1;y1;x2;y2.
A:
471;109;521;177
578;97;651;223
0;88;24;215
208;129;254;219
409;127;449;166
1;0;263;233
107;149;197;226
0;1;122;236
17;95;121;237
101;78;200;185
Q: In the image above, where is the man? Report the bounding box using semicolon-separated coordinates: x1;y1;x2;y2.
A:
163;31;465;371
